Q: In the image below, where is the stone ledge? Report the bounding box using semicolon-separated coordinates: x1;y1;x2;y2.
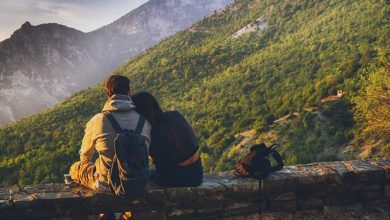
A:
0;159;389;219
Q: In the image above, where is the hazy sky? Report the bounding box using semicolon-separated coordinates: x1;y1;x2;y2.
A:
0;0;149;41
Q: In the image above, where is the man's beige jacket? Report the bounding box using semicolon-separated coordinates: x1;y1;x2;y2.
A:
79;94;151;189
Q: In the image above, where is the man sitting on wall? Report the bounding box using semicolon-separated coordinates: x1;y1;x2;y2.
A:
69;74;151;191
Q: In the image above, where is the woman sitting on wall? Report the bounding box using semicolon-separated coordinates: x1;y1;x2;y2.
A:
132;92;203;187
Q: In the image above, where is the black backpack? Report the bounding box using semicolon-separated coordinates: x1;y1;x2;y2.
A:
103;111;149;199
235;143;284;179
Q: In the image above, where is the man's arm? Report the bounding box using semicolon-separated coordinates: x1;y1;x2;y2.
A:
79;116;97;162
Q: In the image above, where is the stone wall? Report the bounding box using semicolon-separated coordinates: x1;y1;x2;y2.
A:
0;159;389;220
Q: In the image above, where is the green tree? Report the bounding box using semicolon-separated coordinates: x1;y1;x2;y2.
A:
353;63;390;142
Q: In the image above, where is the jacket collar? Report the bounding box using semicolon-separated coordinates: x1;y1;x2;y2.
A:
102;94;136;112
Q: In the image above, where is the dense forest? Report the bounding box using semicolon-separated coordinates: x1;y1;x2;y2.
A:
0;0;389;187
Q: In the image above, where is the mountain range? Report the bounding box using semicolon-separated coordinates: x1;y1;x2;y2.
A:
0;0;388;187
0;0;232;125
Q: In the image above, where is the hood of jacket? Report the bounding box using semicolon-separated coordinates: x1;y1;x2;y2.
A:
102;94;136;112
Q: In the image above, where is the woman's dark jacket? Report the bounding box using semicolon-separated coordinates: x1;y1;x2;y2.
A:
149;110;199;171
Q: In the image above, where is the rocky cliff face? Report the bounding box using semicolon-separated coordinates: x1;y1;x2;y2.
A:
0;22;102;125
88;0;232;81
0;0;232;125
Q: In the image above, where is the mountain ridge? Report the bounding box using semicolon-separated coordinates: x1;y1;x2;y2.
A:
0;0;233;126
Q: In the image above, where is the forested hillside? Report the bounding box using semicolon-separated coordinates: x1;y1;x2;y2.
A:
0;0;389;187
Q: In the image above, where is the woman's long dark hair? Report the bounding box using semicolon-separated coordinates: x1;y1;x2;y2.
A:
132;92;164;127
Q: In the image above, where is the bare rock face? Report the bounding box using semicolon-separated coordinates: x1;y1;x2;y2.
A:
0;23;100;125
0;0;233;126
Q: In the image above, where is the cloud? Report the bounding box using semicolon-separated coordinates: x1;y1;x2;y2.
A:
33;1;79;15
0;0;148;41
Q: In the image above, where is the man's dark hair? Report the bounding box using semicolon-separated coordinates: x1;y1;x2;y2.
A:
105;75;130;97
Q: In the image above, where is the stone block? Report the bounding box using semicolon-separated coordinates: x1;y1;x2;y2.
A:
223;213;259;220
227;202;256;210
79;190;98;198
9;187;21;194
192;177;224;211
385;184;390;197
259;212;293;220
195;177;225;200
69;184;91;194
23;183;72;194
132;210;165;220
33;192;79;200
358;190;383;200
296;182;346;197
262;170;305;194
297;197;323;209
350;183;381;191
84;194;147;214
368;199;390;214
167;213;220;220
0;188;10;200
11;192;37;209
323;203;363;219
320;161;349;177
207;172;259;208
165;187;197;210
147;183;167;210
268;200;297;212
0;199;12;211
323;193;358;205
367;159;390;180
196;208;225;215
31;192;81;209
214;171;259;194
292;163;339;184
293;209;324;220
270;192;296;201
342;160;383;182
258;199;267;212
261;173;286;193
80;193;133;210
229;205;259;217
166;210;222;220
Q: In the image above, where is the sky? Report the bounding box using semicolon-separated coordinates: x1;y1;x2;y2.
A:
0;0;149;41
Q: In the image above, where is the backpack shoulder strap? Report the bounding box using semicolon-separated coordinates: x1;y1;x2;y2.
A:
270;149;284;171
135;115;145;135
103;111;123;133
